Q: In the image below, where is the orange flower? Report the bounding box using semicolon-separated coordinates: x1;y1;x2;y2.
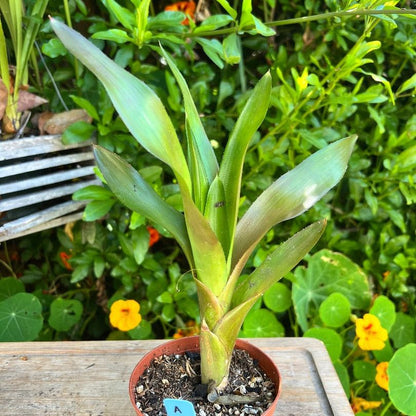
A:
375;362;389;391
147;226;160;247
59;252;73;270
355;313;388;350
173;320;200;339
351;396;382;413
109;299;141;331
165;0;195;25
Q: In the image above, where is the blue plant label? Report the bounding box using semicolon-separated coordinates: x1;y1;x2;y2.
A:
163;398;196;416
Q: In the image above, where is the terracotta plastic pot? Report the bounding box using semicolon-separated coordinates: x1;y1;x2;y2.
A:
129;336;281;415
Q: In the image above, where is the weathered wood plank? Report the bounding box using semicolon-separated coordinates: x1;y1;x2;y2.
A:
0;178;100;211
0;338;353;416
0;166;96;195
0;135;93;160
0;152;94;179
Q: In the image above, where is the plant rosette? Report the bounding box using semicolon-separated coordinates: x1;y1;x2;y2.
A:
129;337;281;416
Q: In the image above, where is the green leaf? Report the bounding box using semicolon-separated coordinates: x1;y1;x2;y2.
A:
370;295;396;332
0;277;24;301
83;199;115;221
132;226;150;265
223;33;240;65
215;0;237;19
70;95;99;120
161;47;218;208
353;360;376;382
390;313;416;349
73;185;114;201
62;121;95;144
128;320;152;339
93;146;192;263
231;220;326;308
397;73;416;94
292;249;371;332
242;309;284;337
219;72;271;254
0;293;43;341
195;37;224;69
333;361;350;398
103;0;135;30
263;282;292;313
48;298;83;332
388;344;416;416
194;14;234;32
233;135;357;268
304;327;343;361
50;18;191;192
41;37;67;58
92;29;134;44
319;293;351;328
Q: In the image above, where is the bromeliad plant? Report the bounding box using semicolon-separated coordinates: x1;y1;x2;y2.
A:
50;18;356;393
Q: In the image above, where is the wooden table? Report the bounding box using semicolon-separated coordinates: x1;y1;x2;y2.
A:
0;338;354;415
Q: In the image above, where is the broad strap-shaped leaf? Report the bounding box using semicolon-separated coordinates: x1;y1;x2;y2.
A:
195;279;224;329
161;47;218;209
204;176;230;252
50;17;191;193
231;220;326;308
219;72;272;255
181;185;228;296
94;146;193;263
232;135;357;268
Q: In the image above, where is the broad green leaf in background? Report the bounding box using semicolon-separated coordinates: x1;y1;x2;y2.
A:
333;361;350;398
369;295;396;332
241;309;284;337
0;293;43;341
233;136;357;268
353;360;376;382
62;121;96;144
0;277;24;301
48;298;83;332
304;327;343;362
263;282;292;313
222;33;240;65
215;0;237;19
292;249;371;332
319;292;351;328
73;185;114;201
390;313;416;348
388;343;416;416
83;199;116;221
373;339;394;362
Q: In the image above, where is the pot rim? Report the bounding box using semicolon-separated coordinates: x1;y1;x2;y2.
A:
129;336;281;415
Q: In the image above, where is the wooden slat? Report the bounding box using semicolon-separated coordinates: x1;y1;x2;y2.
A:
0;338;353;416
0;166;96;195
0;135;93;161
0;211;85;242
0;178;100;211
0;200;87;241
0;152;94;179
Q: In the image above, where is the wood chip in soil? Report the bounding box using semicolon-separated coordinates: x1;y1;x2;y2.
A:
134;348;276;416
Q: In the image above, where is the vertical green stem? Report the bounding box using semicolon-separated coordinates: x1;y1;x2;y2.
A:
63;0;79;81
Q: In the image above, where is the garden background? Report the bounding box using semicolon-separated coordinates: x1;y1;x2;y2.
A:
1;0;416;414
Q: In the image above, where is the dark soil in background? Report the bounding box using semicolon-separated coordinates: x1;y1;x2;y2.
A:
133;348;276;416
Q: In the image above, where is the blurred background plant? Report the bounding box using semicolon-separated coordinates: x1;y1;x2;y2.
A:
1;0;416;414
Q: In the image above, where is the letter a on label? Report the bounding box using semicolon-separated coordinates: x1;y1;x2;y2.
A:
163;399;196;416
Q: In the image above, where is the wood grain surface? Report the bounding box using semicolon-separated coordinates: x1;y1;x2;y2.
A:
0;338;354;415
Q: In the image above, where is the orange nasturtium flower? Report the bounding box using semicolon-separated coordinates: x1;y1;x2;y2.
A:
351;396;382;413
355;313;388;351
165;0;196;25
147;226;160;247
375;361;389;391
173;320;200;339
109;299;141;331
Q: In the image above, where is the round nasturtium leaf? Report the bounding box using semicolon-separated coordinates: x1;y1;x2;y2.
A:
390;312;416;349
263;282;292;313
304;327;343;362
388;343;416;416
48;298;83;332
0;277;25;301
370;295;396;332
0;293;43;341
242;309;284;337
128;320;152;340
319;292;351;328
353;360;376;381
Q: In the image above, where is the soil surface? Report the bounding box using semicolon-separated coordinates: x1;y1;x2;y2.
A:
133;348;276;416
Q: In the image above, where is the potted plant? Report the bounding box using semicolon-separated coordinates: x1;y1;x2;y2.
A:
50;17;356;415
